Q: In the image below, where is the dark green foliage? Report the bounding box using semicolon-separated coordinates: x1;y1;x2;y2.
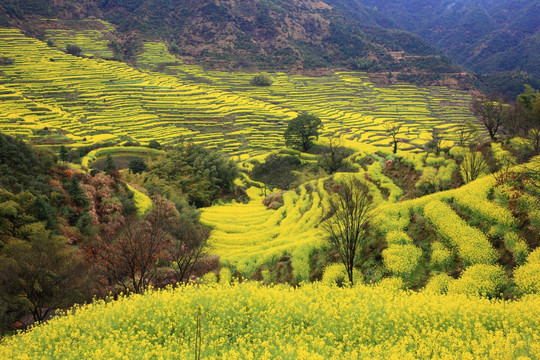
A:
251;154;301;190
119;184;138;216
59;145;68;163
76;212;95;237
0;56;14;65
250;74;273;87
284;114;323;152
30;196;57;231
128;158;147;174
476;73;540;100
147;140;161;149
0;224;89;324
169;43;179;54
104;154;116;174
65;44;82;57
0;132;54;195
517;85;538;111
357;0;540;83
317;141;354;174
66;177;89;209
0;188;90;329
147;144;239;207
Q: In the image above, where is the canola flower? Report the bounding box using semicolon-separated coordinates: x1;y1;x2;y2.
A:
424;200;497;265
1;282;539;360
382;244;422;279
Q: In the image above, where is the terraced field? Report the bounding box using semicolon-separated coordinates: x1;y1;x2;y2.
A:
44;29;114;58
0;29;475;158
0;29;294;156
4;28;532;293
202;151;540;292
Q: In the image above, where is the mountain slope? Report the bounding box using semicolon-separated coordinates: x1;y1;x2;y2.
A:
356;0;540;80
0;0;458;74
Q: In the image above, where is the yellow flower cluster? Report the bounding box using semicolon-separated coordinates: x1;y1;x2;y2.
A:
125;184;152;216
321;264;363;286
1;282;539;359
430;242;453;271
448;264;507;297
385;230;413;245
514;250;540;295
514;263;540;295
424;273;453;294
382;244;422;279
424;200;497;265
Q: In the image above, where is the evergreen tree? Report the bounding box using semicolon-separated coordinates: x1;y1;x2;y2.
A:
67;177;89;209
128;159;147;174
104;155;116;174
59;145;68;163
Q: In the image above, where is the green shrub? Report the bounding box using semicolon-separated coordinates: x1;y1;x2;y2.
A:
66;44;82;57
504;233;529;265
250;74;273;86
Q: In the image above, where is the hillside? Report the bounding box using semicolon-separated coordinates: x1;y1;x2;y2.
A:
0;0;459;75
0;0;540;355
358;0;540;83
0;28;474;154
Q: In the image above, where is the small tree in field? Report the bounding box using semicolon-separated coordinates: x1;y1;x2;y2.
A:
318;137;353;174
65;44;82;57
250;74;273;86
471;95;505;141
385;120;402;154
322;177;373;285
284;113;323;151
460;151;488;183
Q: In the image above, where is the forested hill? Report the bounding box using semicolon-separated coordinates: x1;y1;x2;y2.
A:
356;0;540;82
0;0;457;74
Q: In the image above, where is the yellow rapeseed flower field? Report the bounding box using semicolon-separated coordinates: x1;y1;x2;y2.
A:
1;282;539;360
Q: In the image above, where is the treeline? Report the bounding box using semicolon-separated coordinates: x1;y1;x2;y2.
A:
472;84;540;159
0;134;239;335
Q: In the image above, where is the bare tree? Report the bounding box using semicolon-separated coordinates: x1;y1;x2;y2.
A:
502;102;528;137
168;213;210;283
321;177;373;285
385;120;402;154
456;120;480;147
89;196;175;294
471;95;505;141
460;151;488;183
425;128;444;155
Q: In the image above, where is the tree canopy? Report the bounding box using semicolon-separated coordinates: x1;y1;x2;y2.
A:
145;143;239;207
284;114;323;151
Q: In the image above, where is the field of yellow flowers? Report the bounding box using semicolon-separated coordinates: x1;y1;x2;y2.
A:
1;282;539;359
